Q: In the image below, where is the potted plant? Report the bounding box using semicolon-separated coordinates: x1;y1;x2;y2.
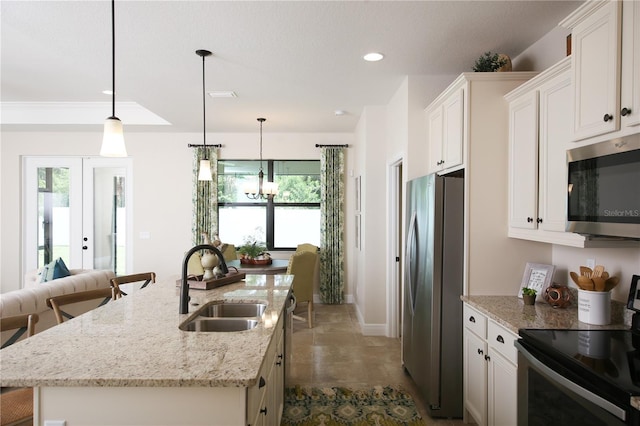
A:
522;287;537;305
237;235;270;264
472;51;511;72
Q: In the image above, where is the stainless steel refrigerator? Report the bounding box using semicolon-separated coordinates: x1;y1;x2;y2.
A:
402;172;463;419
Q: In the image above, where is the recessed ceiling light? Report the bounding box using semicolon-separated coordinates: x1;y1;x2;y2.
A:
334;110;347;116
208;91;237;98
363;52;384;62
102;90;113;95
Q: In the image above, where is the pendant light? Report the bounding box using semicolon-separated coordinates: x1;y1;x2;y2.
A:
100;0;127;157
245;118;278;199
196;49;213;181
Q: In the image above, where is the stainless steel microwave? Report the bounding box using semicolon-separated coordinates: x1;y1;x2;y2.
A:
567;134;640;239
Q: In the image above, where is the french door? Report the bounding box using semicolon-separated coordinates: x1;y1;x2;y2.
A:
23;157;133;276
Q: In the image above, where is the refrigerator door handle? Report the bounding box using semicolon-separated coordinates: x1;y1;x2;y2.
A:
405;211;418;314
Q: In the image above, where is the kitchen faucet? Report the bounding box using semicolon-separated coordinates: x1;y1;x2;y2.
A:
180;244;229;314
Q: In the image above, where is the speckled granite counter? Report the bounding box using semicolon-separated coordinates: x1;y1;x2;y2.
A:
461;295;630;335
0;274;292;388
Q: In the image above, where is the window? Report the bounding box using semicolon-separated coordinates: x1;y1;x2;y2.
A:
217;160;320;250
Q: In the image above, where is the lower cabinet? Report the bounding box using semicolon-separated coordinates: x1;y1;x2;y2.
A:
247;314;285;426
463;304;518;426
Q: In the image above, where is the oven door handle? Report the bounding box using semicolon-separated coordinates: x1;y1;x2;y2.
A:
515;341;627;422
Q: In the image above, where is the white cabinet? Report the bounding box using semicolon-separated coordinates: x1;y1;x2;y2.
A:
561;0;639;142
248;314;285;426
463;304;518;426
505;58;592;246
621;0;640;128
427;87;464;174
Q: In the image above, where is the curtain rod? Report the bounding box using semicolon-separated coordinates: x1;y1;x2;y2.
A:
188;144;222;148
315;144;349;148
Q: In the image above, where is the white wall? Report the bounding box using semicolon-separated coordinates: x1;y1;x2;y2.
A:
511;18;640;303
0;130;353;293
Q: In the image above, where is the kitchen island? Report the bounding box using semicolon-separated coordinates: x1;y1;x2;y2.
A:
0;273;293;425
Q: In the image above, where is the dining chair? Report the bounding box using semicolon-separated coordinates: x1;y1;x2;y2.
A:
110;272;156;299
46;288;116;324
287;250;318;328
0;314;39;426
296;243;319;253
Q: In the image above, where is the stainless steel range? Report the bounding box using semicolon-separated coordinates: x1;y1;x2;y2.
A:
516;275;640;426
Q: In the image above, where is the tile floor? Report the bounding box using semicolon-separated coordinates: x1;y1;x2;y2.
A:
286;302;469;425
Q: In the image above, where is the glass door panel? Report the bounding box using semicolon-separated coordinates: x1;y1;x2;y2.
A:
90;166;127;275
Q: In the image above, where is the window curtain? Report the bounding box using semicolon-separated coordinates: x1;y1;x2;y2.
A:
319;147;345;304
192;147;218;245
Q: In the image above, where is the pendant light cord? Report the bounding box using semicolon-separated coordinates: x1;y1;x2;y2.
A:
111;0;116;118
202;53;206;149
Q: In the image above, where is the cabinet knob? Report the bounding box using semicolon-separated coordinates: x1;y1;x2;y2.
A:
82;246;88;250
276;361;282;366
603;113;613;122
484;354;491;362
259;376;266;388
469;316;476;323
621;107;632;117
496;335;505;344
260;407;268;415
536;218;543;224
527;217;533;223
477;348;483;355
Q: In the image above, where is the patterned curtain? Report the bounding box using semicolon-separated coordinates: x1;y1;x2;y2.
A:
319;147;345;304
191;147;218;245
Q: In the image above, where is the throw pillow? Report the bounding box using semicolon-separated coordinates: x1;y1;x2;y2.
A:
41;258;71;282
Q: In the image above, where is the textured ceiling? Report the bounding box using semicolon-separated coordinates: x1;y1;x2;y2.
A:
1;1;582;133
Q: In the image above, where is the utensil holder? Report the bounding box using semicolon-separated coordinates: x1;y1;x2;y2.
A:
578;289;611;325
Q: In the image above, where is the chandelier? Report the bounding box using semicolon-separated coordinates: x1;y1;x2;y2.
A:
244;118;278;199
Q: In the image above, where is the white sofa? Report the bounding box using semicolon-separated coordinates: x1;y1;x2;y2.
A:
0;269;115;345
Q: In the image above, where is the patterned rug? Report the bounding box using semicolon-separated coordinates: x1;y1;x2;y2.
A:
281;385;424;426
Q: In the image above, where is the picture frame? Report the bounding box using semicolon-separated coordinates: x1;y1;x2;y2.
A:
518;262;555;300
627;275;640;312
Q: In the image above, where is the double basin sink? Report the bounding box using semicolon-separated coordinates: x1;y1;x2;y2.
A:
180;301;267;332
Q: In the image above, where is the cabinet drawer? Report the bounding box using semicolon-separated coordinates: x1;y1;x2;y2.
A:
463;304;486;339
487;320;518;365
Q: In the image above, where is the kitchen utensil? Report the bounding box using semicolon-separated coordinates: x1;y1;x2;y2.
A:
570;271;581;286
580;266;592;278
593;265;605;278
604;276;620;292
592;277;606;292
602;271;609;280
578;275;594;291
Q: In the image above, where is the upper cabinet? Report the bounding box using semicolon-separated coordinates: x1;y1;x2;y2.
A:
561;0;640;143
506;59;591;246
427;87;464;174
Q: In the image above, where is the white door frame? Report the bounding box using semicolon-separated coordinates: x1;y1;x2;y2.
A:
22;156;133;278
386;154;404;338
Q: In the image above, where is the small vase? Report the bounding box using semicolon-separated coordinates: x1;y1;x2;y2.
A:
523;294;536;306
201;252;218;280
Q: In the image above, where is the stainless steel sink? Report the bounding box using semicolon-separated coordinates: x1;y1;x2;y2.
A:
179;318;259;332
196;302;267;318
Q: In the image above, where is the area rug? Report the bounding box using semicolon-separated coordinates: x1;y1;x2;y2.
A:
281;385;423;426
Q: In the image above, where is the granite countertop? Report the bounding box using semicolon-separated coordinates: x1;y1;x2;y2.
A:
0;274;293;388
461;295;630;335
